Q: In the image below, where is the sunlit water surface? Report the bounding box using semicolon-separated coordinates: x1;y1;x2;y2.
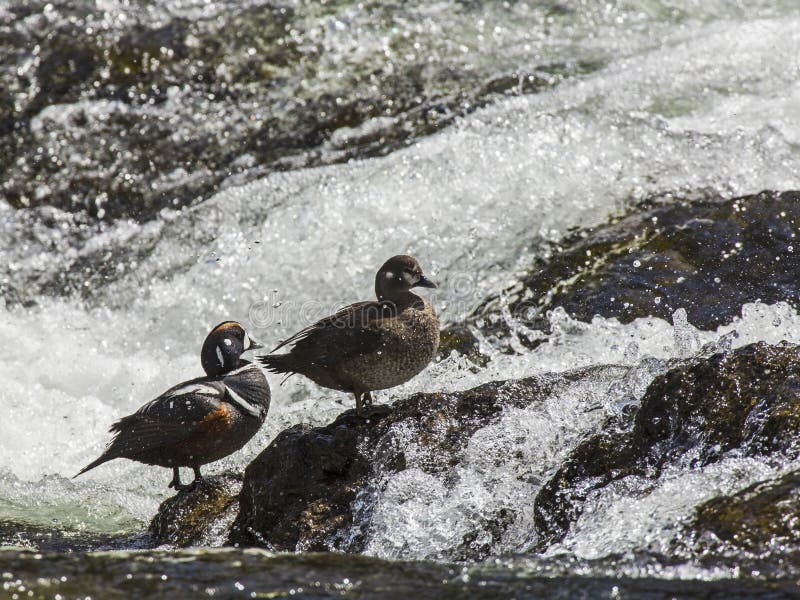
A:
1;0;800;579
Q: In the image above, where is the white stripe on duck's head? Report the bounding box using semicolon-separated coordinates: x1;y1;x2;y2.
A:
201;321;264;376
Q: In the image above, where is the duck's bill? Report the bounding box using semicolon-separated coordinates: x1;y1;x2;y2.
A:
416;274;437;288
244;336;265;351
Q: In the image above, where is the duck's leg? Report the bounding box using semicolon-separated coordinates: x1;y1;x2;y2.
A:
168;467;200;492
363;391;373;406
354;391;363;412
168;467;187;491
192;466;203;488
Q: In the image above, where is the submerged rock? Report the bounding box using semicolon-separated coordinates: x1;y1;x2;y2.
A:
533;342;800;549
149;473;241;548
475;190;800;342
5;546;798;600
0;520;139;552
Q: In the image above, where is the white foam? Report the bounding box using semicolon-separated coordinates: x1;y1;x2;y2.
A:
360;302;800;559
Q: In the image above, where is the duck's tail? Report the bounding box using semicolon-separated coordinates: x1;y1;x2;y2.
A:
257;354;297;385
73;454;112;479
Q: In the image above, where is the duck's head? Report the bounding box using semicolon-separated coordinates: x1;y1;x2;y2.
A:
375;254;437;302
201;321;263;376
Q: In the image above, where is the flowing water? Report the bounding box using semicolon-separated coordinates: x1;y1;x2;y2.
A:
2;0;800;596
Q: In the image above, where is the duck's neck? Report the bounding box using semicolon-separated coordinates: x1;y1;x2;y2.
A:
377;289;424;309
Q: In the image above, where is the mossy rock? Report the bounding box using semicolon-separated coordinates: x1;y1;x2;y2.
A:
149;473;242;548
437;323;488;364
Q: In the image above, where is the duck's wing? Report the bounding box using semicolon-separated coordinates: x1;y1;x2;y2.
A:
103;378;230;458
221;363;270;418
270;300;397;362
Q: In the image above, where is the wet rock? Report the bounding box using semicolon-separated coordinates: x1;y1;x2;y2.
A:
149;473;241;548
454;508;517;562
533;342;800;549
437;323;487;364
475;190;800;342
680;470;800;557
229;376;564;552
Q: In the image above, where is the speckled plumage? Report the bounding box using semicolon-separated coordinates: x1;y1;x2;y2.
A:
259;255;440;410
75;322;270;490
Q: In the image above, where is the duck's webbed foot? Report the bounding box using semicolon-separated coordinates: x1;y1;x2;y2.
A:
168;466;202;492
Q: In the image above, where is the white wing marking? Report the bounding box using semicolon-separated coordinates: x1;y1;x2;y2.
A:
227;363;261;377
165;383;220;399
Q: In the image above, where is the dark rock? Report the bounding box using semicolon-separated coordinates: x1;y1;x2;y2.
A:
454;508;517;562
475;190;800;342
533;342;800;550
679;470;800;557
149;473;241;548
437;323;487;364
229;375;568;552
145;344;800;558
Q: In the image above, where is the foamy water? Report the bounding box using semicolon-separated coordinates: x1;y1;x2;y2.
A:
1;0;800;563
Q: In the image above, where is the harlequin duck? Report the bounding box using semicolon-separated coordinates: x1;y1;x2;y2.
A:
75;321;270;491
259;255;439;411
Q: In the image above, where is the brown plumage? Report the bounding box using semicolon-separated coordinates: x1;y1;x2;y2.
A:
259;255;440;410
75;322;270;491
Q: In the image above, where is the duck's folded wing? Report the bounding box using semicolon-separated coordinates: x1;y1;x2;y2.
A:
222;363;270;418
272;300;396;362
104;379;227;457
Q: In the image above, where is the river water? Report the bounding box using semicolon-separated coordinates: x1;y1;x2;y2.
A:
2;0;800;597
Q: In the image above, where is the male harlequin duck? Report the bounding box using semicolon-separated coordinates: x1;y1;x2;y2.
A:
75;322;270;491
259;255;439;411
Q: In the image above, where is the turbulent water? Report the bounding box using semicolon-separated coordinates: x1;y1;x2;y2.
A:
2;0;800;595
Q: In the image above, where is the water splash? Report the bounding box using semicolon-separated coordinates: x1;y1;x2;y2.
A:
1;0;800;562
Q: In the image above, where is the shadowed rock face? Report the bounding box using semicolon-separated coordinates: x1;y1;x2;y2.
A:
474;191;800;344
533;342;800;550
147;376;563;556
